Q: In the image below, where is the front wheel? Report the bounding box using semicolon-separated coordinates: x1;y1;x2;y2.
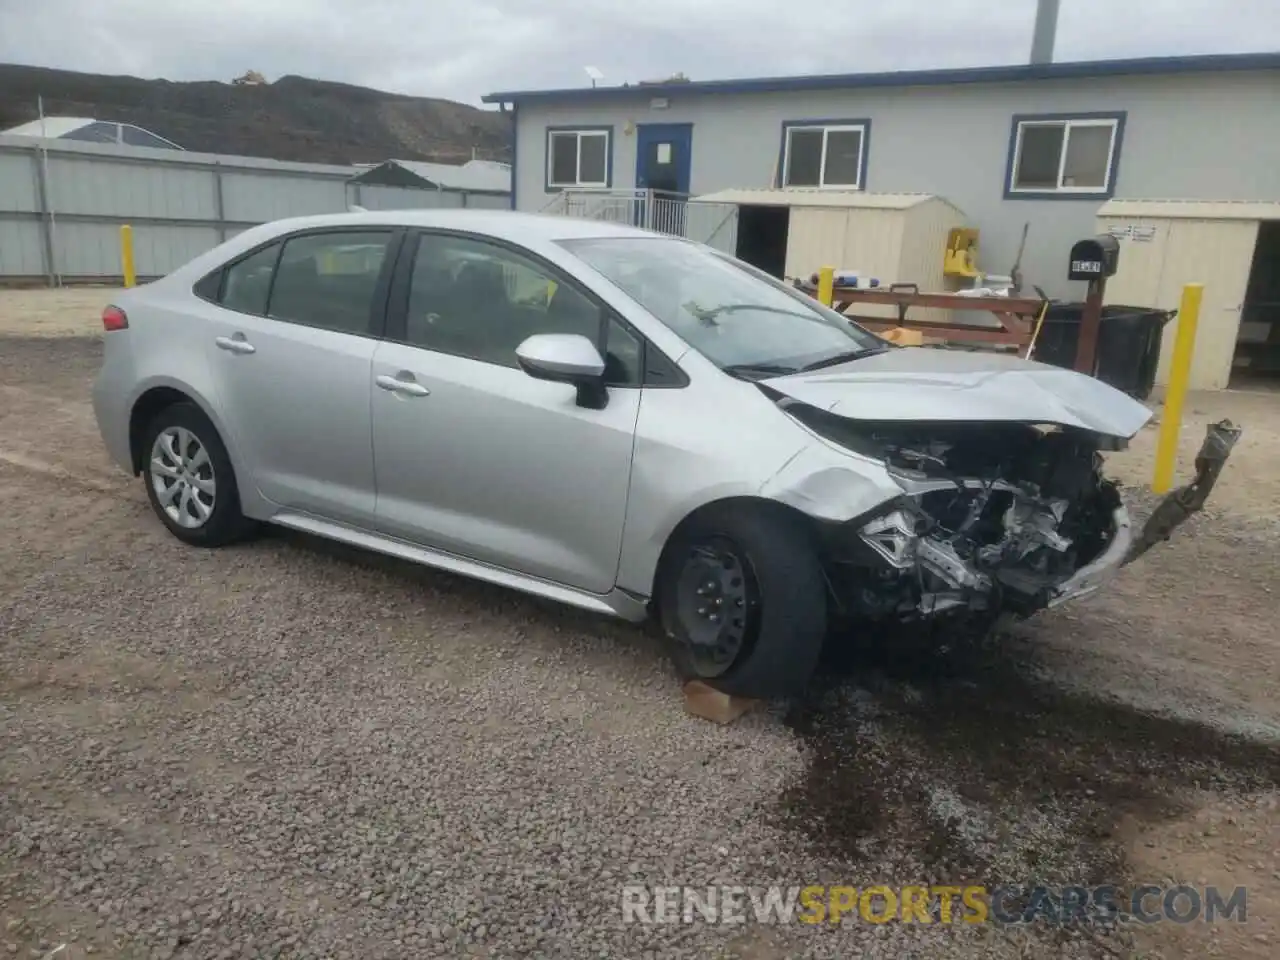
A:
657;504;827;699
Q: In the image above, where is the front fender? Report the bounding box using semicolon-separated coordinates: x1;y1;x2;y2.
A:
759;441;904;524
614;439;904;600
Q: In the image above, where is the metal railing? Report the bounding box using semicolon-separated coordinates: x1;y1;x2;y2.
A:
541;188;739;254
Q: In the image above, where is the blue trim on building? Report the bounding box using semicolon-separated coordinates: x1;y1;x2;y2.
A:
510;102;519;210
484;52;1280;105
777;118;872;189
543;125;614;193
1002;111;1127;201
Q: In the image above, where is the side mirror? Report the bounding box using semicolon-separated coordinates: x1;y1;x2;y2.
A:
515;333;608;409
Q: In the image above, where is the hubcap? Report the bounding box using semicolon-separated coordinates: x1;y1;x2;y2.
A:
149;426;216;529
673;538;755;677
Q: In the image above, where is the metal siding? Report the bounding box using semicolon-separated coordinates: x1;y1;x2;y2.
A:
514;70;1280;300
0;152;38;211
0;140;384;278
899;198;967;326
53;222;118;276
0;219;44;275
684;201;738;254
133;224;223;275
1099;215;1257;389
1095;216;1170;307
220;172;348;222
359;186;467;210
466;193;515;211
901;197;965;293
44;157;211;218
784;209;851;280
1100;199;1280;220
1154;220;1258;390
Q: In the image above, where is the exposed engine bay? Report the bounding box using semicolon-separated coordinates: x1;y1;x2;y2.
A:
784;402;1132;621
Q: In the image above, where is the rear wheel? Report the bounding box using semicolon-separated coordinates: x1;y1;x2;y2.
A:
141;402;254;546
658;504;827;699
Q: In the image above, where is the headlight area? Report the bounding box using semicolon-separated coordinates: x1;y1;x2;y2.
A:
800;418;1129;622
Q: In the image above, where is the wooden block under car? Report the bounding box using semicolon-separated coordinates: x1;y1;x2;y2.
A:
682;680;760;725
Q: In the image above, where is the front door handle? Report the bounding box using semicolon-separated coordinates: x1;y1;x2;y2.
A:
375;373;430;397
215;335;256;355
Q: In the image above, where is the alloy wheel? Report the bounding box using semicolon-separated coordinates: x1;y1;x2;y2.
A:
150;426;216;529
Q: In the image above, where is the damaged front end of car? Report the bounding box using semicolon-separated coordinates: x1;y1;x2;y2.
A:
780;397;1240;625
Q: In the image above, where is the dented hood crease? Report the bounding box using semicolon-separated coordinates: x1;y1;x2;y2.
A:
763;348;1153;439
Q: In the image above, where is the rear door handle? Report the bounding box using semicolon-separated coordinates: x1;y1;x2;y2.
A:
215;335;256;355
375;373;430;397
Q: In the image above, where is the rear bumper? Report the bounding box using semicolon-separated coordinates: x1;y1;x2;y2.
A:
92;356;135;475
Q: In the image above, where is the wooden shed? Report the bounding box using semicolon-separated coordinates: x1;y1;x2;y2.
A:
689;189;969;292
1096;199;1280;390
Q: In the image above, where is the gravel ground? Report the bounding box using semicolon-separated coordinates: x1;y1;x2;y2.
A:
3;293;1279;959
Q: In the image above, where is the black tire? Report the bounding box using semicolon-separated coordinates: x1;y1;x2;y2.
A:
657;503;827;699
141;401;255;547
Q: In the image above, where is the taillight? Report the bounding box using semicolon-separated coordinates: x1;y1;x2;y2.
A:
102;305;128;331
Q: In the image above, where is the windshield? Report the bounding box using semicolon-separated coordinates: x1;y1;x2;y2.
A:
559;236;887;375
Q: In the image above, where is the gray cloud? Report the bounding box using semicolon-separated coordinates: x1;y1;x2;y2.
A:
0;0;1276;105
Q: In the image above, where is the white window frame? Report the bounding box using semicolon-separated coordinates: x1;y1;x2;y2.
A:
1009;117;1120;195
782;123;866;189
547;129;610;189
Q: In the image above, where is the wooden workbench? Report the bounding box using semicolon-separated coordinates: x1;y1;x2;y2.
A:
800;281;1047;353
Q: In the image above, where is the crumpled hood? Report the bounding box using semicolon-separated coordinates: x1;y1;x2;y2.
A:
763;348;1153;439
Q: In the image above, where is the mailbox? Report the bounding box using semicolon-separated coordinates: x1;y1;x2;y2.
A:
1068;235;1120;282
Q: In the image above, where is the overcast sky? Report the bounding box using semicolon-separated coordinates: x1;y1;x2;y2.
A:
0;0;1276;106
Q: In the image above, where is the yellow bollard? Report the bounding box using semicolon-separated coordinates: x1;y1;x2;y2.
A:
119;224;136;288
817;265;835;307
1152;283;1204;494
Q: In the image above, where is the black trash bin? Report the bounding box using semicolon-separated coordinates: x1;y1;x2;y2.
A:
1032;302;1173;400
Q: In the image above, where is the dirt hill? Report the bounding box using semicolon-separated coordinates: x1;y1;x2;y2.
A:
0;63;512;166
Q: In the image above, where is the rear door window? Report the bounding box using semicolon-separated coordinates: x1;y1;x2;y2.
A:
266;231;394;336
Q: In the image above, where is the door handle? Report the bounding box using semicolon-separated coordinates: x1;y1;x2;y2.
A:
215;335;256;355
375;373;430;397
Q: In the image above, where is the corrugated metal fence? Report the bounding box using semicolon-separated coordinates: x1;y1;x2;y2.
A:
0;135;509;283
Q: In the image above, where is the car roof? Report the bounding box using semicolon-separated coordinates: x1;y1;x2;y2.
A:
251;209;661;244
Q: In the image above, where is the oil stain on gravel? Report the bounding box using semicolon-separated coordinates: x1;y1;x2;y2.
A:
778;621;1280;887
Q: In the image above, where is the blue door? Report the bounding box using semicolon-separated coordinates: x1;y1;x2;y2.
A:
635;124;693;234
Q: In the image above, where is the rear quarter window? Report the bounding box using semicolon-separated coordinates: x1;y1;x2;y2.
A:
222;243;282;316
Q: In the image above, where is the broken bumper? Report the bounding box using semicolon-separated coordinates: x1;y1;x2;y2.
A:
857;503;1133;616
1046;505;1131;608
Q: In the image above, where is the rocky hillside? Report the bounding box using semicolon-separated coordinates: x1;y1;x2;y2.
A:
0;63;512;166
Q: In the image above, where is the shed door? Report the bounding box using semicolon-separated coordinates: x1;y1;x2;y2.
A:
1099;217;1258;390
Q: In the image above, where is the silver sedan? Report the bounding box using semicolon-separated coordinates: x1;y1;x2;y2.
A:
94;210;1167;698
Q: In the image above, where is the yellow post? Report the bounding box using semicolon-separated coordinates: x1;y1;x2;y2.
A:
817;265;835;307
1152;283;1204;494
119;224;136;288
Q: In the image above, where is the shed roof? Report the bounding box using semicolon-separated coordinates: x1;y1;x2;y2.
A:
483;51;1280;105
694;188;962;214
2;116;99;138
349;158;511;194
1098;198;1280;221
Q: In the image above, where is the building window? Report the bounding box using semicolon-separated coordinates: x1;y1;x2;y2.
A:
1007;114;1124;197
781;121;868;189
546;128;610;189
